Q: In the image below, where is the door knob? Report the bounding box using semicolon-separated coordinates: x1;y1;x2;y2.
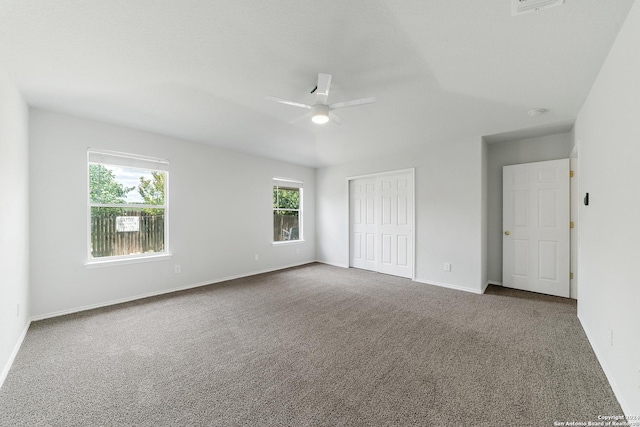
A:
504;231;510;236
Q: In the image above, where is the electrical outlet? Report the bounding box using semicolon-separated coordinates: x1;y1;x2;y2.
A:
16;303;19;318
608;328;614;347
444;263;451;272
174;265;181;274
255;254;259;261
296;248;300;254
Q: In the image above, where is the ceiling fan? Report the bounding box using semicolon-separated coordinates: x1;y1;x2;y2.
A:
266;73;376;125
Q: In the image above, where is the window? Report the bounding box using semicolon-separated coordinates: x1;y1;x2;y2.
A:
273;178;302;242
87;150;169;263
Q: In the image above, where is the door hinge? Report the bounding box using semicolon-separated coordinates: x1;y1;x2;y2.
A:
570;170;574;178
570;221;575;229
570;272;574;280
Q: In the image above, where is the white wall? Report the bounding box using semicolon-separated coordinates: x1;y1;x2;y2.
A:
29;109;316;318
486;133;572;284
0;72;30;386
574;0;640;415
316;136;486;293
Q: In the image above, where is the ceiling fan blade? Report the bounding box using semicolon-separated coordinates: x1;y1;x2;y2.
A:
315;73;332;105
328;97;376;110
266;95;312;110
329;111;342;125
288;111;313;124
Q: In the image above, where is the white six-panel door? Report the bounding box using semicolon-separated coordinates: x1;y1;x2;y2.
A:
350;171;413;279
350;178;378;272
503;159;570;297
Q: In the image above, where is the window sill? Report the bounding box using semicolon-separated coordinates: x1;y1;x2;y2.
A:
272;240;305;246
85;253;172;269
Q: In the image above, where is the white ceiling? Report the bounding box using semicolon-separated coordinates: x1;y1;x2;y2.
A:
0;0;635;167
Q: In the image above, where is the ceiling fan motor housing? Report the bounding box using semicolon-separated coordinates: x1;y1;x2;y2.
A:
311;104;330;124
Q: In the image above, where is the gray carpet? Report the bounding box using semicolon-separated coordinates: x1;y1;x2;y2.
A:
0;263;622;426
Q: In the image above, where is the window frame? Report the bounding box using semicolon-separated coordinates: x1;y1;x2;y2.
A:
273;178;303;244
86;149;170;267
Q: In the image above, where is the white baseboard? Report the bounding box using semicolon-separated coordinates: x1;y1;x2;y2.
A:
577;314;631;416
413;278;484;295
315;260;349;269
0;320;31;389
31;261;316;322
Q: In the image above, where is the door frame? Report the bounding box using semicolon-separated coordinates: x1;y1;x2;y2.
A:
569;143;579;299
346;168;416;280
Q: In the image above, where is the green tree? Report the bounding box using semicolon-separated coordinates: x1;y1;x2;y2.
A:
89;164;134;204
138;172;165;205
273;188;300;215
138;171;165;216
89;164;134;216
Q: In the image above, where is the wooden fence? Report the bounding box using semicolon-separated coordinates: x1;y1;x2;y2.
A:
274;213;299;241
93;212;294;256
91;213;164;258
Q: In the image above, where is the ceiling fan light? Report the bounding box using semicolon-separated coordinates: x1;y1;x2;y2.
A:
312;114;329;124
311;104;330;124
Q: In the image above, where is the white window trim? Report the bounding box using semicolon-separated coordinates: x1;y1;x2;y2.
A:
272;240;305;246
86;149;170;266
84;253;172;269
273;177;303;243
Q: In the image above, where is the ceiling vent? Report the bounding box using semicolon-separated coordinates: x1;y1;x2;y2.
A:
512;0;564;16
